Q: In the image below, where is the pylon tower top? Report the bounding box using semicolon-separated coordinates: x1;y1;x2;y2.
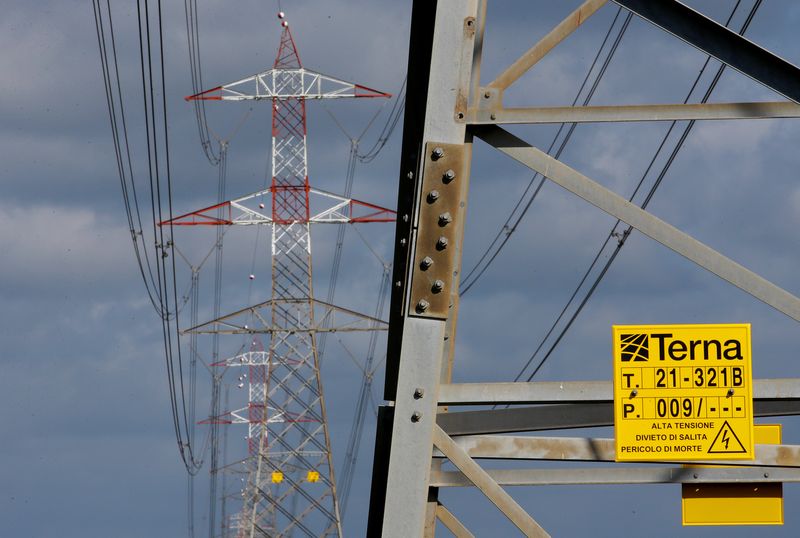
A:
185;26;390;102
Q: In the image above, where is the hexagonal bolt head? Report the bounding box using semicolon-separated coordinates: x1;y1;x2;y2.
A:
411;411;423;423
432;280;445;293
436;236;449;250
427;190;440;203
413;388;425;399
443;169;456;183
420;256;434;269
431;147;445;160
416;299;430;313
438;212;453;226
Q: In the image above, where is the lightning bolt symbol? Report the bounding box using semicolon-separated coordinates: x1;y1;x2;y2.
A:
721;429;730;450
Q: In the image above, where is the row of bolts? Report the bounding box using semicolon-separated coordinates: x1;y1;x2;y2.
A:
417;147;455;313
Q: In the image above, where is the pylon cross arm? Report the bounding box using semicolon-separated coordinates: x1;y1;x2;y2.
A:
182;298;388;335
186;68;391;101
160;187;395;226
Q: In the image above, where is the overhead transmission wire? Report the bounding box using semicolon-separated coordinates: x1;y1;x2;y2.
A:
181;18;251;527
207;141;229;538
93;0;199;473
513;0;757;384
184;0;250;529
316;140;359;360
163;0;202;472
94;0;247;533
460;6;630;295
188;258;199;538
338;255;391;517
92;0;165;316
175;232;231;538
142;0;202;474
316;77;405;517
356;77;407;163
184;0;220;164
183;2;253;531
317;78;402;360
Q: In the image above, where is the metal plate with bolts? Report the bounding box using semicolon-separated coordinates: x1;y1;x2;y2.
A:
409;142;466;319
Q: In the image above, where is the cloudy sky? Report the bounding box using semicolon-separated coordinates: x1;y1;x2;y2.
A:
3;0;800;536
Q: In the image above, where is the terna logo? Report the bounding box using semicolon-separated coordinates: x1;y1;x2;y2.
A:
620;333;649;362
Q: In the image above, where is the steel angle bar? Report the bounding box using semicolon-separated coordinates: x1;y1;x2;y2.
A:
381;318;448;537
439;380;610;404
437;403;614;435
466;101;800;125
487;0;607;91
438;400;800;436
433;435;800;467
473;125;800;322
375;0;479;534
184;297;387;335
612;0;800;104
439;378;800;405
432;425;549;537
436;504;475;538
430;466;800;488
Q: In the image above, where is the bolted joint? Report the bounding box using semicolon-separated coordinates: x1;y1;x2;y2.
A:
431;147;445;160
413;388;425;399
416;299;430;313
411;411;423;423
420;256;434;270
438;212;453;226
427;190;440;203
432;280;445;293
443;169;456;183
436;236;449;250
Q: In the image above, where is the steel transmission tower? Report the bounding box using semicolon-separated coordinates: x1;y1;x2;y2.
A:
163;17;393;538
367;1;800;536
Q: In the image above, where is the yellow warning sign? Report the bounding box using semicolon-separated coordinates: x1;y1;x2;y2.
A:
613;324;754;462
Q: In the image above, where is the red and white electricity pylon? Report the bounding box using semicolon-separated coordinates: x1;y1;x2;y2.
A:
162;15;393;538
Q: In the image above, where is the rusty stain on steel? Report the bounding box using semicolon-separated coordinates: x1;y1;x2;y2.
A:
409;142;467;319
488;0;607;90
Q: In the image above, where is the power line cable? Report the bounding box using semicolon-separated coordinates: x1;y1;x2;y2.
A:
184;0;220;164
92;0;165;315
514;0;757;384
357;78;407;163
134;0;202;473
338;263;391;517
460;6;630;295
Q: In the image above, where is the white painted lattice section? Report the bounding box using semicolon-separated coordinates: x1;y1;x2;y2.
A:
197;68;383;100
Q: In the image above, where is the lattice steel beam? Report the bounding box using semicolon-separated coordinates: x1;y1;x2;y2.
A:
369;1;800;536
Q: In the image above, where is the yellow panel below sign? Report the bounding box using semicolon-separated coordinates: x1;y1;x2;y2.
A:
682;424;783;526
